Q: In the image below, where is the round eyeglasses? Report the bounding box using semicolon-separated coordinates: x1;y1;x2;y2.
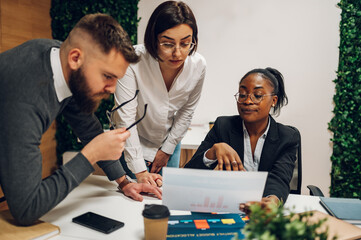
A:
159;42;196;54
234;92;274;104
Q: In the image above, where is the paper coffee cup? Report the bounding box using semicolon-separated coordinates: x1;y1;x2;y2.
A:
142;204;170;240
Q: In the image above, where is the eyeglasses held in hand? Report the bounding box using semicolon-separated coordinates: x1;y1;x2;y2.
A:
234;92;274;104
106;90;147;130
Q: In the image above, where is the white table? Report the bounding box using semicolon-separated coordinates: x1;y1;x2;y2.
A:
41;175;344;240
180;124;209;150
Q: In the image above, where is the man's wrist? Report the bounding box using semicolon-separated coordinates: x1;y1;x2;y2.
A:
81;148;97;165
117;176;131;190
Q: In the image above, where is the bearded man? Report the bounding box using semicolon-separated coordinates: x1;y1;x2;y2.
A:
0;13;161;226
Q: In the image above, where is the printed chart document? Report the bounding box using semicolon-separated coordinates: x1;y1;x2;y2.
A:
163;167;268;213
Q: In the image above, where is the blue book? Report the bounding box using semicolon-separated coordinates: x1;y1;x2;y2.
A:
167;213;245;240
320;197;361;225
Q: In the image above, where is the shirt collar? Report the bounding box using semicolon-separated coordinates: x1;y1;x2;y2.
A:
242;116;271;139
50;47;72;102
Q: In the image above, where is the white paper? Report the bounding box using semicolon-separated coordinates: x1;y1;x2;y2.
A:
162;167;268;213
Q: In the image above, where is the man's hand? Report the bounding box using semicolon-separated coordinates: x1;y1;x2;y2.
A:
136;171;163;187
81;128;130;165
150;149;170;173
121;182;162;202
206;143;245;171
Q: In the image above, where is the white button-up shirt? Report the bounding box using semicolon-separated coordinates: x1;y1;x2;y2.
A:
50;47;72;102
242;119;270;171
113;44;206;173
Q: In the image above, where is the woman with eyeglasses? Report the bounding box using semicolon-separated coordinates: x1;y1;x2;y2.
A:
185;67;300;209
113;1;206;186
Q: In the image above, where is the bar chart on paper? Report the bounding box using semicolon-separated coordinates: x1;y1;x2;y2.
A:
190;196;229;211
163;168;268;213
164;184;244;212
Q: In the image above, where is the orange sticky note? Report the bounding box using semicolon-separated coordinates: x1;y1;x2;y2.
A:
194;219;210;229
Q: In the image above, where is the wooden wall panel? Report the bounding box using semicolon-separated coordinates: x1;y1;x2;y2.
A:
0;0;56;211
0;0;2;51
180;149;197;168
1;0;52;52
39;122;58;178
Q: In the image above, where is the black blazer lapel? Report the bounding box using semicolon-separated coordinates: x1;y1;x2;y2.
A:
229;117;245;164
259;116;279;171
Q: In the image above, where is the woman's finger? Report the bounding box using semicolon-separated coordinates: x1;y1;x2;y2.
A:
231;159;239;171
224;156;232;171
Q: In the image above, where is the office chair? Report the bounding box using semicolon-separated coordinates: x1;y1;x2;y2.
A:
306;185;324;196
287;126;324;196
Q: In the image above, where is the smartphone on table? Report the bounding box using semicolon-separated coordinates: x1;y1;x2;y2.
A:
72;211;124;234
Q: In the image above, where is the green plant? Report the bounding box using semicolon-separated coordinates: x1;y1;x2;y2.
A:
50;0;140;163
328;0;361;198
242;204;334;240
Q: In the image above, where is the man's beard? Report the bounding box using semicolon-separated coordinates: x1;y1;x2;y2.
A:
68;67;110;114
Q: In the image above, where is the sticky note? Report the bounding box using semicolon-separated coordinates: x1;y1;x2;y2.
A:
221;218;235;224
207;219;221;223
168;220;179;225
180;220;193;223
194;219;210;229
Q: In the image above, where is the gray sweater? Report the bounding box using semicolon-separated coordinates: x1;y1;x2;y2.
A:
0;39;126;225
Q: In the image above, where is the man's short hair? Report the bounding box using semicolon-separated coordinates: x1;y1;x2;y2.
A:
73;13;139;63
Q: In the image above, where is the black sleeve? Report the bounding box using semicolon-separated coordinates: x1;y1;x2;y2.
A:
263;128;300;202
0;102;94;225
61;98;126;181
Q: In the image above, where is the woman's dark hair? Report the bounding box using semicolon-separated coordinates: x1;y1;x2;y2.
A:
240;67;288;116
144;1;198;60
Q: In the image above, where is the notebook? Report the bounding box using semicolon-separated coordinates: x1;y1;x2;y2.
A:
0;210;60;240
320;197;361;224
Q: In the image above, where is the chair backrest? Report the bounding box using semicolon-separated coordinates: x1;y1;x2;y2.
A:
288;126;302;195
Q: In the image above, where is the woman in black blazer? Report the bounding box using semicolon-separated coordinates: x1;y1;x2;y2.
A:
185;67;300;208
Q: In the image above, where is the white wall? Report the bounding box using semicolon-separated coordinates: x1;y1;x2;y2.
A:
138;0;341;196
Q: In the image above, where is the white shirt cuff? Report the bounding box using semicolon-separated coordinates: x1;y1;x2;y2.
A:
161;141;177;155
126;157;147;173
203;149;218;167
